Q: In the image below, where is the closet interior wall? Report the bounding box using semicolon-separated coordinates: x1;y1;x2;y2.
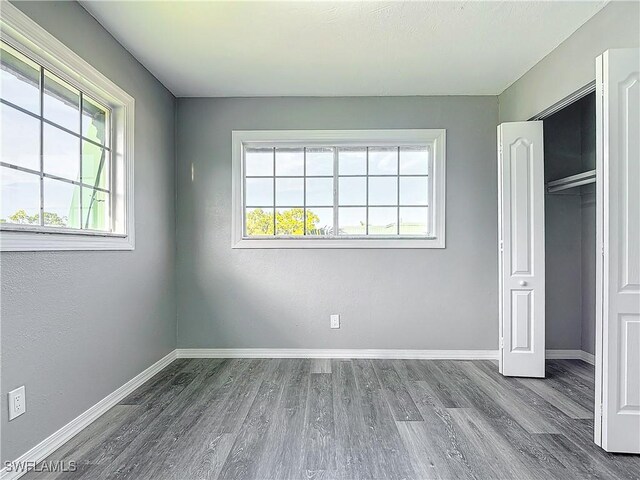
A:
544;92;596;355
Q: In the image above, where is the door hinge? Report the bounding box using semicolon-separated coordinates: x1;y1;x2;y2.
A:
598;403;603;417
499;240;504;252
601;245;605;256
499;337;504;349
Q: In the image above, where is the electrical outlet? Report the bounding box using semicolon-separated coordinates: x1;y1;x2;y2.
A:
8;386;26;421
330;314;340;329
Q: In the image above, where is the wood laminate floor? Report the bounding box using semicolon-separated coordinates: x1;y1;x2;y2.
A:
23;359;640;480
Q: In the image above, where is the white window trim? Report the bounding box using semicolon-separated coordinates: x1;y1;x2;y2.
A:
0;3;135;251
232;129;446;249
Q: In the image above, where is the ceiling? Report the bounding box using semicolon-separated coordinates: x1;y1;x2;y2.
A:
80;1;607;97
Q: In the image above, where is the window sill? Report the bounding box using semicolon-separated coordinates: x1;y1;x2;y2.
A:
0;228;134;251
232;236;445;249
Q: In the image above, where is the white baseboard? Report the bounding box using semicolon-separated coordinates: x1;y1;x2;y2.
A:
546;349;595;365
176;348;499;360
0;350;178;480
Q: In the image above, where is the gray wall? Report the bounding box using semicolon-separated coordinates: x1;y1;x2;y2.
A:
499;1;640;122
1;2;177;463
545;193;583;350
176;96;499;350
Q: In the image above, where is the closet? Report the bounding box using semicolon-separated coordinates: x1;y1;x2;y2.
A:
498;48;639;452
543;93;596;358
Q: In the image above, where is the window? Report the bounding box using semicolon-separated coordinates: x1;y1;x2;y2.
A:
0;3;134;251
232;130;446;248
1;43;111;231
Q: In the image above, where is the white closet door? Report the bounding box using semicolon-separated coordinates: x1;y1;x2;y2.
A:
596;48;640;453
497;121;545;378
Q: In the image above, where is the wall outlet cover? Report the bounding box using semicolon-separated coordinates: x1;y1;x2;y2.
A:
8;385;26;421
330;314;340;329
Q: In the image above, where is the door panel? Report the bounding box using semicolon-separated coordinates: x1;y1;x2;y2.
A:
498;121;545;378
618;314;640;412
596;47;640;453
510;140;534;275
511;290;533;351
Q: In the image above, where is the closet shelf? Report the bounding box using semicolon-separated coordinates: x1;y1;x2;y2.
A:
546;169;596;193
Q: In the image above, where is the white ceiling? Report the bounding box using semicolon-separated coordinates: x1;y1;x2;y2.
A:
80;1;607;97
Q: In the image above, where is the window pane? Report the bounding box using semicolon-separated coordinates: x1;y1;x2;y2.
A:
245;148;273;177
368;207;397;235
338;207;366;235
338;176;366;206
276;207;305;236
245;178;273;206
43;123;80;181
82;96;108;146
399;207;428;235
306;147;333;176
306;207;333;236
82;140;109;189
400;146;429;175
82;187;110;231
240;140;436;240
1;167;40;225
43;178;80;228
0;42;40;114
44;70;80;132
275;177;303;206
306;177;333;206
338;148;366;175
399;177;428;205
1;104;40;171
369;147;397;175
245;207;274;236
275;148;303;176
368;177;397;205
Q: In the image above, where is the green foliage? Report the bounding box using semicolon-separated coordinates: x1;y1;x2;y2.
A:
246;208;321;236
246;208;274;235
276;208;319;235
1;209;67;226
7;209;34;224
42;212;67;226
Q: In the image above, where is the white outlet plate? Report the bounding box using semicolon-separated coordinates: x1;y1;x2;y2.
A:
8;385;26;421
330;314;340;329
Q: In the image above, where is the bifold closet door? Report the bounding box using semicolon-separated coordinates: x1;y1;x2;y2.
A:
497;121;545;378
595;48;640;453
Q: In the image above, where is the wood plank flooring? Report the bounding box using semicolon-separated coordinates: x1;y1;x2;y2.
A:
22;359;640;480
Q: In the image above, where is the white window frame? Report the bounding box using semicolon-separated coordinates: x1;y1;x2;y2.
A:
232;129;446;249
0;3;135;251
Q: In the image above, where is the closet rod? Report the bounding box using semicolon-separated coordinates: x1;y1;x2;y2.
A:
546;169;596;193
